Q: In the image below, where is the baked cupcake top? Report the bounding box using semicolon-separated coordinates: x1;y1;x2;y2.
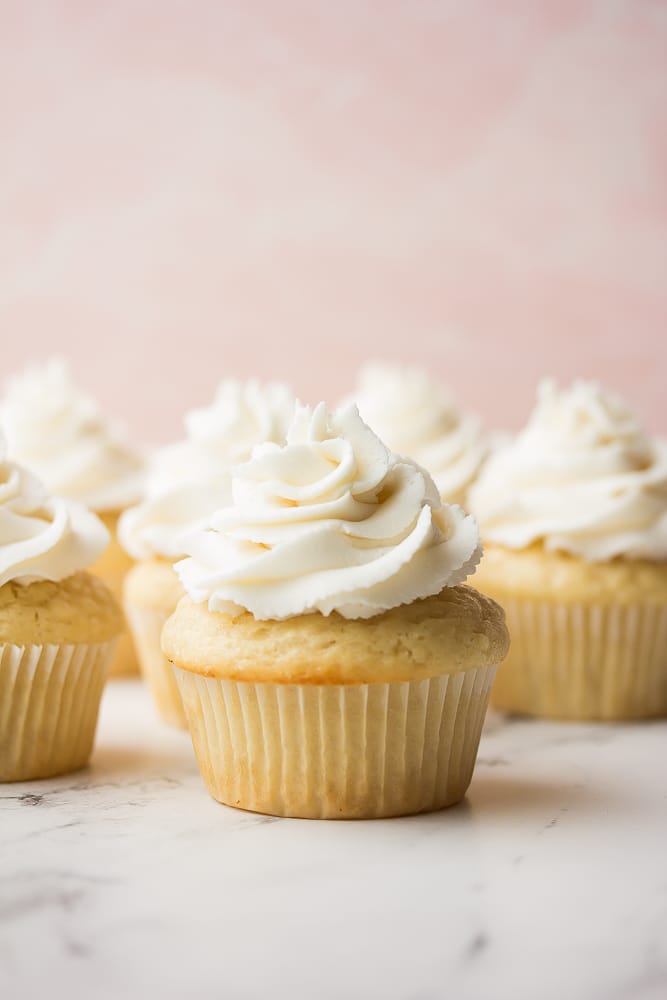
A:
0;431;110;588
163;587;509;683
468;379;667;562
175;401;482;620
119;379;295;561
0;359;145;512
0;573;123;644
347;361;488;503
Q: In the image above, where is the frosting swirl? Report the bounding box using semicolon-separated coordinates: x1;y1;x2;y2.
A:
0;359;145;512
348;362;488;502
183;379;295;468
176;402;482;620
468;379;667;562
0;432;109;587
119;379;295;560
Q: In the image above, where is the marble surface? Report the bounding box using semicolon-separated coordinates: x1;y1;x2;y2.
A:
1;681;666;1000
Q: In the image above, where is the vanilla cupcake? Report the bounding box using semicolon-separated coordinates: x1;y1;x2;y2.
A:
1;359;144;677
162;402;509;819
0;435;122;781
119;379;295;727
348;361;488;505
469;379;667;720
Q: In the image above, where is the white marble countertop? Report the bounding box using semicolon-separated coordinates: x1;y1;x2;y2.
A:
1;681;666;1000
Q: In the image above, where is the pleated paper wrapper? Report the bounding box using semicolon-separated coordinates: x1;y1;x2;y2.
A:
492;597;667;720
175;663;497;819
125;601;186;728
0;640;114;782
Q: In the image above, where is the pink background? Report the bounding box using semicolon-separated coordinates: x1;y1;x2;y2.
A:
1;1;666;442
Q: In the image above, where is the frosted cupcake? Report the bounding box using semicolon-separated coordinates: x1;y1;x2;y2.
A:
119;379;295;727
162;402;509;818
0;435;122;781
347;361;488;505
469;379;667;720
1;359;144;676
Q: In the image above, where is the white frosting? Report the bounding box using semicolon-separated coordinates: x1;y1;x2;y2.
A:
176;402;482;620
118;483;233;562
0;432;109;587
119;379;295;560
468;379;667;562
183;379;296;467
348;362;488;502
0;359;144;512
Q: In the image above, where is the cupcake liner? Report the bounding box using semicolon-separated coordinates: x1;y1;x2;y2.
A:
174;664;497;818
0;640;115;782
492;597;667;720
125;602;186;728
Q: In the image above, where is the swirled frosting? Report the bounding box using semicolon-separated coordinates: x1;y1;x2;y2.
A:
468;379;667;562
0;432;109;587
176;402;482;620
348;362;488;502
0;359;144;512
119;379;296;560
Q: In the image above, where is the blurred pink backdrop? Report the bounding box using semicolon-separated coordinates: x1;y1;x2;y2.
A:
1;0;666;442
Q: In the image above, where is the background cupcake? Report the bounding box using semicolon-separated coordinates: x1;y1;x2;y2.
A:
346;361;489;506
0;434;122;781
162;401;508;819
469;378;667;720
119;378;295;727
0;359;145;676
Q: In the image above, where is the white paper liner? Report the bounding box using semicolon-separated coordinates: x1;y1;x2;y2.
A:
493;597;667;719
0;640;115;781
175;664;497;818
125;602;186;728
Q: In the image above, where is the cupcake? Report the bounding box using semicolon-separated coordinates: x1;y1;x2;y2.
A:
162;402;509;819
468;379;667;720
1;359;144;677
347;361;488;505
0;435;122;781
119;379;295;727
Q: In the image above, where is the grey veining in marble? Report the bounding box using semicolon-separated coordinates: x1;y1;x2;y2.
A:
1;681;666;1000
